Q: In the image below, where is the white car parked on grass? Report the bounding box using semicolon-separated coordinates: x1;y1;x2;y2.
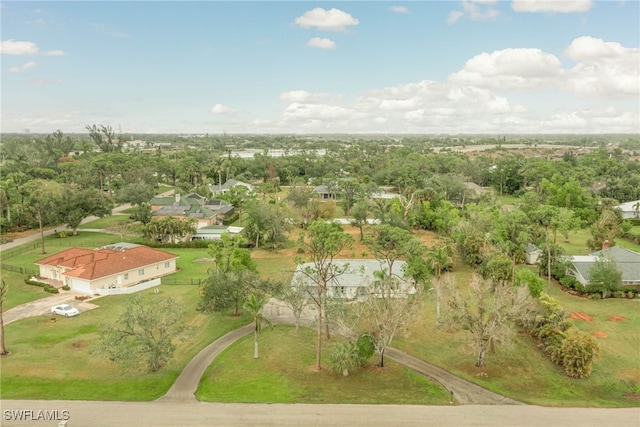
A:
51;304;80;317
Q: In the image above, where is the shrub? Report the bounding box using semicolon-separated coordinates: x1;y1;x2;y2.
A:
559;328;600;378
356;333;375;366
589;293;602;299
222;213;239;226
330;342;360;376
62;285;71;291
613;291;626;299
559;276;581;291
44;286;59;294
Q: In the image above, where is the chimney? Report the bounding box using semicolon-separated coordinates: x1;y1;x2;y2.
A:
602;240;611;250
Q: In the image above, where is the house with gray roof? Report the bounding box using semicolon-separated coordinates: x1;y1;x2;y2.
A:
191;225;244;241
567;245;640;287
151;193;234;228
209;179;253;197
292;259;415;299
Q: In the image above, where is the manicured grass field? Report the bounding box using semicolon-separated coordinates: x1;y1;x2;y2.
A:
196;325;451;405
1;271;49;310
78;214;134;230
557;227;640;255
1;285;251;400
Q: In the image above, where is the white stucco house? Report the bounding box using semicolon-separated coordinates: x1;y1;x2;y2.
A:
292;259;415;299
35;243;178;295
614;200;640;220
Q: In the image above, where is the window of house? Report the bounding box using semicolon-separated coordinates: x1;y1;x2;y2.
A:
124;273;129;280
164;262;170;268
138;269;144;276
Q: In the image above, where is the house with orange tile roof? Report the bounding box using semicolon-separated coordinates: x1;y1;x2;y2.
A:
35;243;178;295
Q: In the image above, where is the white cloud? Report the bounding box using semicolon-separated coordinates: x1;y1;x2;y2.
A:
0;39;65;56
447;11;465;24
294;8;359;31
565;36;639;97
389;6;409;14
306;37;336;49
511;0;592;13
9;61;37;72
210;104;237;115
279;90;339;103
447;1;500;24
449;48;563;89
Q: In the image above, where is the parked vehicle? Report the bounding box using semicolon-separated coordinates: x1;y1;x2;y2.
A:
51;304;80;317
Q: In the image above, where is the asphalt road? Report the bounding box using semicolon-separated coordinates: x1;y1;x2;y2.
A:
1;400;638;427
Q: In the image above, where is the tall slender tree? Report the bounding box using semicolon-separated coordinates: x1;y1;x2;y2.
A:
244;293;272;359
296;220;353;371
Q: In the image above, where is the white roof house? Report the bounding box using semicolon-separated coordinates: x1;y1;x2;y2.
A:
292;259;415;299
614;200;640;220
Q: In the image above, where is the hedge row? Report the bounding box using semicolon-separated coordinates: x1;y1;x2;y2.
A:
530;293;599;378
25;278;59;294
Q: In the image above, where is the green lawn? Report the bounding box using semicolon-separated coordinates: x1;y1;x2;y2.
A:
78;214;134;230
557;227;640;255
196;325;451;404
3;229;639;406
1;285;251;400
394;268;640;407
1;271;50;310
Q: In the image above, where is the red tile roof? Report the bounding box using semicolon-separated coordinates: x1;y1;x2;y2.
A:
36;246;178;280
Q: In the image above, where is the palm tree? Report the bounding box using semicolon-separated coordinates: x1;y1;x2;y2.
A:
633;201;640;218
243;293;272;359
426;246;453;324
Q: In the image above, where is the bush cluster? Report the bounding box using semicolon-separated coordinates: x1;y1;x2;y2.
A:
24;278;59;294
530;293;599;378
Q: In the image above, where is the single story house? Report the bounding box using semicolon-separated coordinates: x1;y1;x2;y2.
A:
567;245;640;286
35;243;178;295
209;179;253;197
192;225;244;241
292;259;415;299
614;200;640;220
151;193;234;228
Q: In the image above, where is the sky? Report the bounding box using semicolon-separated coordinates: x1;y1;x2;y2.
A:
1;0;639;135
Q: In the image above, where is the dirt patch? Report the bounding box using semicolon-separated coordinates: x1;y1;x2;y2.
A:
71;340;88;349
624;393;640;401
591;331;607;338
608;315;627;322
570;311;594;321
195;258;214;263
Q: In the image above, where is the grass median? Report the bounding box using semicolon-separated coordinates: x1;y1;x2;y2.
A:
196;325;451;404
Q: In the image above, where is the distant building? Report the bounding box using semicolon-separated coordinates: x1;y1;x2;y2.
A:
151;193;234;228
209;179;253;197
567;244;640;287
191;225;244;241
292;259;415;299
615;200;640;220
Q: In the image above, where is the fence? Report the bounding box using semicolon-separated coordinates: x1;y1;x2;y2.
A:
1;243;42;259
93;278;162;296
0;263;39;276
161;278;204;286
